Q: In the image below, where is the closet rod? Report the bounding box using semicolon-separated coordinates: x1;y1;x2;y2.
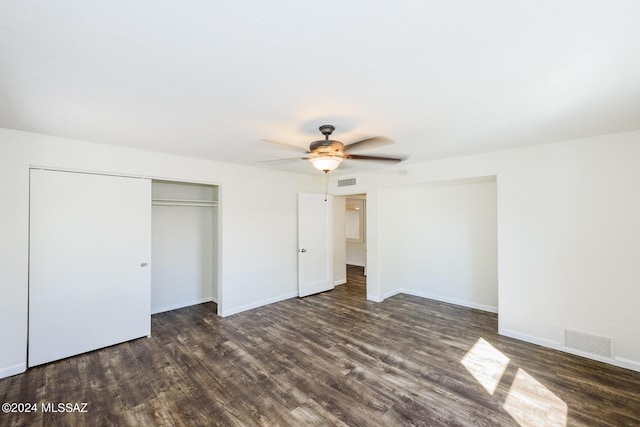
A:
152;199;218;207
152;198;216;203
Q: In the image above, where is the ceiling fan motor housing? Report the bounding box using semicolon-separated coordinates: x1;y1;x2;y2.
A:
311;125;343;156
318;124;335;136
310;140;345;155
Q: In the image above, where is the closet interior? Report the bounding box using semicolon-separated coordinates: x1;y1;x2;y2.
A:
151;180;219;314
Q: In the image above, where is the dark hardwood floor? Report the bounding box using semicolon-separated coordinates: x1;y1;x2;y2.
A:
2;265;639;426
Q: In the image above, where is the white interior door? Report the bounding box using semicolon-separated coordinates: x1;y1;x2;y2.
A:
298;193;334;297
29;169;151;367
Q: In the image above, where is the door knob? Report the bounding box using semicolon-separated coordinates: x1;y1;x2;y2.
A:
299;249;307;253
140;262;148;267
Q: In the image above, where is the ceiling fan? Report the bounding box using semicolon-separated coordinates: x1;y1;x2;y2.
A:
261;125;404;173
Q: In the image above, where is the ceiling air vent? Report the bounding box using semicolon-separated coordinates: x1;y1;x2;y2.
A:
564;329;612;358
337;178;356;187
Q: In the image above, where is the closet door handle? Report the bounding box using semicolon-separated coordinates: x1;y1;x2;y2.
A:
299;249;307;253
140;262;148;267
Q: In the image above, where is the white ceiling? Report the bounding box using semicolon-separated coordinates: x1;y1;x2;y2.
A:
2;1;640;175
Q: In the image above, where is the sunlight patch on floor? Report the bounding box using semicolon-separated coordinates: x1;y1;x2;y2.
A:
503;368;568;427
461;338;568;427
461;337;510;395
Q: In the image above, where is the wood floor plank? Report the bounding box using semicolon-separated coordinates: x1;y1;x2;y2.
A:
1;265;639;426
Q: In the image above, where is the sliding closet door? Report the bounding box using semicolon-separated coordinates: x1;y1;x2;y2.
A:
29;169;151;367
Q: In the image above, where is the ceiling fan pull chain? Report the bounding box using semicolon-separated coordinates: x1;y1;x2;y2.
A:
324;171;329;201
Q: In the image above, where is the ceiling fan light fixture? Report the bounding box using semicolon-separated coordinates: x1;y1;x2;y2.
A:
261;124;400;173
310;156;343;172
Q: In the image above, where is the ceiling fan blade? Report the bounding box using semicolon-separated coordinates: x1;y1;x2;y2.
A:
346;154;403;163
343;136;394;153
261;139;309;153
257;157;309;164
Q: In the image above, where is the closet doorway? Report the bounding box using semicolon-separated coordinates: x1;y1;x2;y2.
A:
28;172;220;368
151;180;219;315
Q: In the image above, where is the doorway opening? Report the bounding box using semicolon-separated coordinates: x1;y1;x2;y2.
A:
345;194;366;275
334;193;368;298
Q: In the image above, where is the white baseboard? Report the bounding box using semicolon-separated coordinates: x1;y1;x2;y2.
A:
367;294;384;303
613;357;640;372
498;327;560;349
220;292;298;317
0;363;26;379
499;327;640;373
383;288;498;313
151;297;216;315
334;279;347;286
382;289;403;300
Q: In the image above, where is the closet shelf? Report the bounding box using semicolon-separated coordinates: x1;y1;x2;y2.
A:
152;198;218;207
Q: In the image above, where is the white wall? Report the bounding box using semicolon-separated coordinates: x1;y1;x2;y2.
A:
379;178;498;312
496;136;640;370
332;196;347;286
346;242;366;267
0;128;321;378
333;129;640;372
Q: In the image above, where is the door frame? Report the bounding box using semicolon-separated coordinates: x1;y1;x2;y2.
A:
336;191;369;295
